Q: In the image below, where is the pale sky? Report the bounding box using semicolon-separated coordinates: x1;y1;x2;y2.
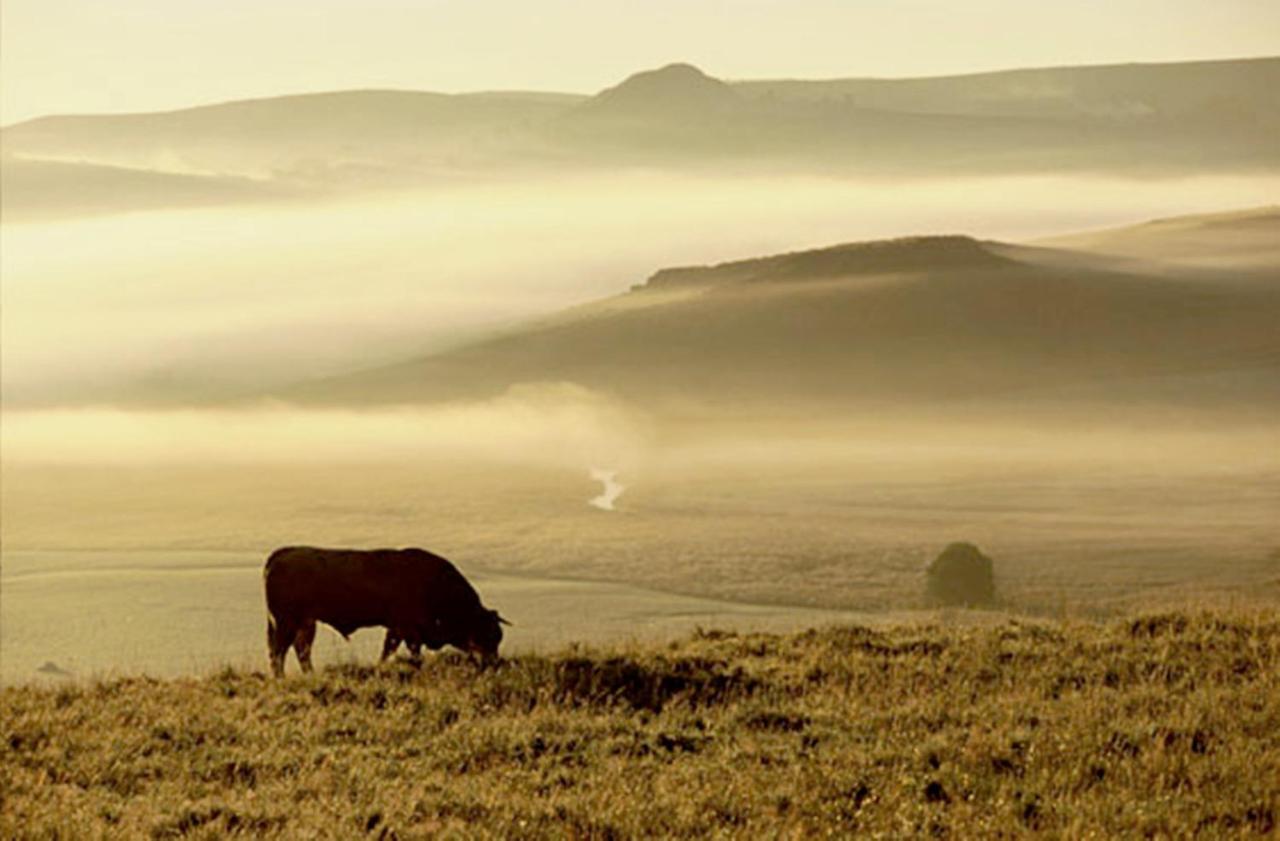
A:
3;0;1278;124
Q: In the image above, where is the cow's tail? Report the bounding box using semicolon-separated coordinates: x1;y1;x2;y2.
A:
265;592;279;646
263;561;276;630
264;559;282;662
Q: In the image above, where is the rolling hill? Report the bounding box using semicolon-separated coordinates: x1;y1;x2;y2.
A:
0;157;291;222
554;58;1280;173
4;57;1276;218
279;209;1280;414
1037;205;1280;275
735;56;1280;123
0;89;579;179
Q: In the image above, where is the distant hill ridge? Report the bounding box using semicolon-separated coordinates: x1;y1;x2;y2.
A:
1136;205;1280;231
4;56;1276;219
10;55;1274;128
642;235;1010;290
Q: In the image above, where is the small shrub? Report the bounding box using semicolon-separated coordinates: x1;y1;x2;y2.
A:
552;655;757;712
926;542;996;607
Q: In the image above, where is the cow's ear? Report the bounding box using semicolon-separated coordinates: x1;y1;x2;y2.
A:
493;610;512;627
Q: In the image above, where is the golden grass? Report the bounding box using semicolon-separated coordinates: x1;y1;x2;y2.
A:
3;609;1277;838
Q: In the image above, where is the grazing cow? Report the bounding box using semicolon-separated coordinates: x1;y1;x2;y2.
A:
263;546;508;677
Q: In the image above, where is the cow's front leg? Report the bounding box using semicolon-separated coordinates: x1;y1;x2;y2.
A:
380;629;402;662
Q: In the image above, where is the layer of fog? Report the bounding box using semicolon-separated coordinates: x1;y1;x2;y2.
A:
0;384;647;470
4;171;1279;407
5;391;1276;480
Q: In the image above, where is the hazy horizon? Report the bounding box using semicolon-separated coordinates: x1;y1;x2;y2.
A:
6;52;1280;127
4;0;1279;123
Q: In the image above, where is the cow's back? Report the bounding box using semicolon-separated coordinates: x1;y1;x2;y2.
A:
264;546;478;638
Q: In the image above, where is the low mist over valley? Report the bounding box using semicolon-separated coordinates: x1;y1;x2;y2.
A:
4;54;1278;588
5;174;1278;407
5;199;1277;664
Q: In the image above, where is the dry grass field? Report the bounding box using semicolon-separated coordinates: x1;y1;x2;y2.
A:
3;609;1277;838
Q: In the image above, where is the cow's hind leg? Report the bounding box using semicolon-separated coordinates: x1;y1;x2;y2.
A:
293;619;317;673
268;615;294;678
380;629;402;663
404;634;423;664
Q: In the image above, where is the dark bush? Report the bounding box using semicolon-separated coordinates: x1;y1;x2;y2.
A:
553;655;758;712
926;542;996;607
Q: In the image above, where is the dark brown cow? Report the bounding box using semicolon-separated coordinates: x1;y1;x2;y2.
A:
263;546;507;677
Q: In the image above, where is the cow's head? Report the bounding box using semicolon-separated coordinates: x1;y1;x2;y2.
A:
465;608;510;659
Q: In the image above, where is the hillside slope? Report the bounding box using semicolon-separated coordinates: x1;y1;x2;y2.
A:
4;611;1277;837
281;224;1280;412
1038;205;1280;274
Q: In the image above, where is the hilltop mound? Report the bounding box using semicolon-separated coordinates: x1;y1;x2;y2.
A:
643;235;1011;290
575;63;740;120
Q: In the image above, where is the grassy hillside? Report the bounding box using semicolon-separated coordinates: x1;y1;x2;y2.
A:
3;610;1277;837
283;229;1280;412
